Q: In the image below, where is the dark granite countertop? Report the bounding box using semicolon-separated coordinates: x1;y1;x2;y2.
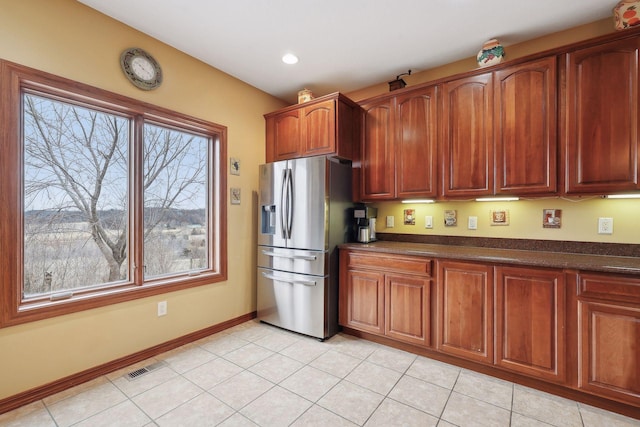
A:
339;241;640;275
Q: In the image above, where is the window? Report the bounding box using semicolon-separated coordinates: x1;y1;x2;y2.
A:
0;60;227;326
23;93;131;296
142;123;211;279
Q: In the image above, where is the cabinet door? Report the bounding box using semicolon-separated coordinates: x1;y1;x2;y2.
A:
575;273;640;405
269;110;302;162
360;98;395;200
340;269;385;334
442;73;494;197
578;301;640;404
385;273;430;346
495;57;557;195
302;99;336;156
563;37;640;193
437;261;493;363
495;267;565;382
396;86;438;198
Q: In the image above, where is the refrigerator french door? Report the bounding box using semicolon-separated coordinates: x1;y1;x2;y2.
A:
257;156;351;340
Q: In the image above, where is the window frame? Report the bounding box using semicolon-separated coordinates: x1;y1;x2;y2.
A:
0;59;227;327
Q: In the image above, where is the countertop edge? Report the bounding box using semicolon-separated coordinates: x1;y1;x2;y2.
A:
338;242;640;275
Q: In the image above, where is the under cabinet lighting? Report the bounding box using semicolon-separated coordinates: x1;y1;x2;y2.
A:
605;193;640;199
475;197;520;202
401;199;435;204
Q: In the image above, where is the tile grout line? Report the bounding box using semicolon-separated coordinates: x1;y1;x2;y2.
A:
306;344;371;425
437;366;462;424
358;352;419;427
509;381;514;427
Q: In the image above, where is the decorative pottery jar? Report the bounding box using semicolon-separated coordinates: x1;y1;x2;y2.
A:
298;88;314;103
613;0;640;30
477;39;505;68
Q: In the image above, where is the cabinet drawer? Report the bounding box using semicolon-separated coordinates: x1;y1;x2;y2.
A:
577;273;640;304
347;252;431;276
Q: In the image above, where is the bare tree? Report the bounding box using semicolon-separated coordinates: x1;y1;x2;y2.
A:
23;93;207;291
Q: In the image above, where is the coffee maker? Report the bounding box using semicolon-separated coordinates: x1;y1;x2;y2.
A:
353;205;377;243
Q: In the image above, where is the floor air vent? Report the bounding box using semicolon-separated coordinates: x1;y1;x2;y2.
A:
125;361;166;381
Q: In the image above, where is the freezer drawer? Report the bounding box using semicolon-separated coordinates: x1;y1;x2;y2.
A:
257;267;327;339
257;246;327;276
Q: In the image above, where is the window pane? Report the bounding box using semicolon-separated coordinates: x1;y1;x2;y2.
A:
143;123;209;278
22;93;130;298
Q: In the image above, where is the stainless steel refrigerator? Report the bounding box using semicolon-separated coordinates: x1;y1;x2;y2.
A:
257;156;352;340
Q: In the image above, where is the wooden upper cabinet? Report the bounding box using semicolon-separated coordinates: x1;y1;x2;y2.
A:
562;37;640;194
360;97;395;199
495;57;557;195
442;73;494;198
265;93;359;163
396;86;438;198
359;85;439;201
268;110;301;161
302;100;336;155
353;32;640;199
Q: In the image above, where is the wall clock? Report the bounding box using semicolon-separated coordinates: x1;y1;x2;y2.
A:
120;47;162;90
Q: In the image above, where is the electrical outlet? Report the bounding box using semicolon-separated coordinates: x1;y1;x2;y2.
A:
386;215;394;228
157;301;167;317
425;216;433;229
598;217;613;235
468;216;478;230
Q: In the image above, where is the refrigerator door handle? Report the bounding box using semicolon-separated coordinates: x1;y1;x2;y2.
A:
280;168;289;239
261;271;316;286
285;167;294;239
261;250;317;261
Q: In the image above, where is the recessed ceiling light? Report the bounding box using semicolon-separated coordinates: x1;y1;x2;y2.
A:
282;53;299;65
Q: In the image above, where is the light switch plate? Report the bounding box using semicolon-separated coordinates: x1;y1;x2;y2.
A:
468;216;478;230
386;216;394;228
425;216;433;229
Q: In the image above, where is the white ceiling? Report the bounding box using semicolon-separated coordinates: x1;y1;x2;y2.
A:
78;0;614;104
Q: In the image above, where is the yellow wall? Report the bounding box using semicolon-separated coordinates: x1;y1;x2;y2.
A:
373;198;640;244
348;18;640;245
0;0;285;400
347;18;614;102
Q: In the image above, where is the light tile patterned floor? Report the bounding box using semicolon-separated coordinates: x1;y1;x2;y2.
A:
1;320;638;426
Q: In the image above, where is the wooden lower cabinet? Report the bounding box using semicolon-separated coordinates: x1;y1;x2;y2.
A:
437;260;493;364
339;249;640;418
385;273;430;346
340;269;384;335
495;266;566;382
339;250;432;346
575;272;640;406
